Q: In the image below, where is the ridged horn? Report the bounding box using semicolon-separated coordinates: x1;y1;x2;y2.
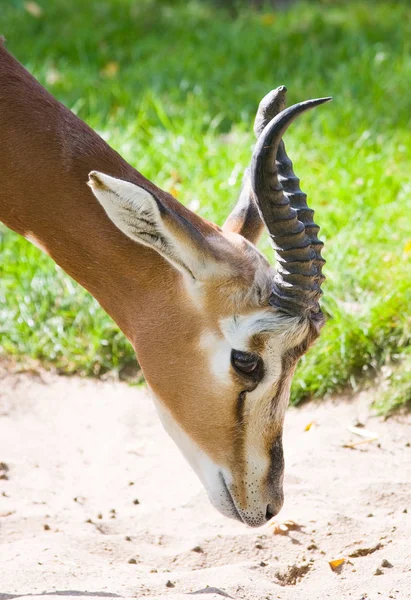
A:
276;138;325;288
250;97;331;316
254;86;287;138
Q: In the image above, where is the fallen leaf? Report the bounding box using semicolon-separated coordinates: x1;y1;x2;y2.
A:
24;2;43;17
329;557;346;571
304;420;316;431
269;519;300;535
101;61;119;78
343;436;378;449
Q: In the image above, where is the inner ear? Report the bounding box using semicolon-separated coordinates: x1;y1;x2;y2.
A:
87;171;231;281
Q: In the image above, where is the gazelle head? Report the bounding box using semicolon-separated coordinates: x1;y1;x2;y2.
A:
88;88;331;527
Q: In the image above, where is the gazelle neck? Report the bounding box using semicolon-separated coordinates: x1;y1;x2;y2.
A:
0;40;179;342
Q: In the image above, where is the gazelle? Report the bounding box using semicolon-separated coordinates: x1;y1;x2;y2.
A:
0;39;331;527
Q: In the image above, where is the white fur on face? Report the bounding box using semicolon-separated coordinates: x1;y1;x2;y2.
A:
200;309;308;401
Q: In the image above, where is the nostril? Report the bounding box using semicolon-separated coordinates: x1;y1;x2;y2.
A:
265;506;275;521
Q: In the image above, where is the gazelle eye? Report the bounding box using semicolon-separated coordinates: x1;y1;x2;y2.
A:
231;350;263;382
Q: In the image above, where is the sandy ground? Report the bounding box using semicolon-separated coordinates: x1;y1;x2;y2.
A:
0;369;410;600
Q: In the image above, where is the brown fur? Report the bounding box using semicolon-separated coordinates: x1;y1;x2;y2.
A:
0;41;323;523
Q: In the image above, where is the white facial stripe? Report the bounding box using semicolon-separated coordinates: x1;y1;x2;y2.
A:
221;309;306;349
200;309;308;413
199;331;232;384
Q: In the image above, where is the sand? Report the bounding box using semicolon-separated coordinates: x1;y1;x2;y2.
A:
0;368;410;600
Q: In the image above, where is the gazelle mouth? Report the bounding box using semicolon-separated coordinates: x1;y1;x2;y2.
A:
218;472;243;523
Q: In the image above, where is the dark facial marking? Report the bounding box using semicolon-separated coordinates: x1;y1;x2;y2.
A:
268;435;285;484
266;435;285;507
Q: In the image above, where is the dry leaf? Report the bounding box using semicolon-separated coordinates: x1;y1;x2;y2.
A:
343;436;378;449
101;61;119;78
24;2;43;17
329;557;346;571
304;421;316;432
269;519;299;535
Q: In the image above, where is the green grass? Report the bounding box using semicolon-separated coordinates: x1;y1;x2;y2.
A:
1;0;410;411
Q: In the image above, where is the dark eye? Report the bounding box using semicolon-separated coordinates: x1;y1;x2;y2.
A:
231;350;263;382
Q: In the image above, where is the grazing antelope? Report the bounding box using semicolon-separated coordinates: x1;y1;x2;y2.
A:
0;39;331;527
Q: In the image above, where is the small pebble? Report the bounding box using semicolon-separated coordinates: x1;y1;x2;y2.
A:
125;536;132;542
166;580;175;588
133;499;140;505
260;561;267;567
43;524;50;531
97;513;103;520
374;568;384;576
192;545;203;553
128;558;137;564
381;559;393;568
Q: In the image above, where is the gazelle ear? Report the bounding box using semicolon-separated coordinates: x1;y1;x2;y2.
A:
88;171;222;280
